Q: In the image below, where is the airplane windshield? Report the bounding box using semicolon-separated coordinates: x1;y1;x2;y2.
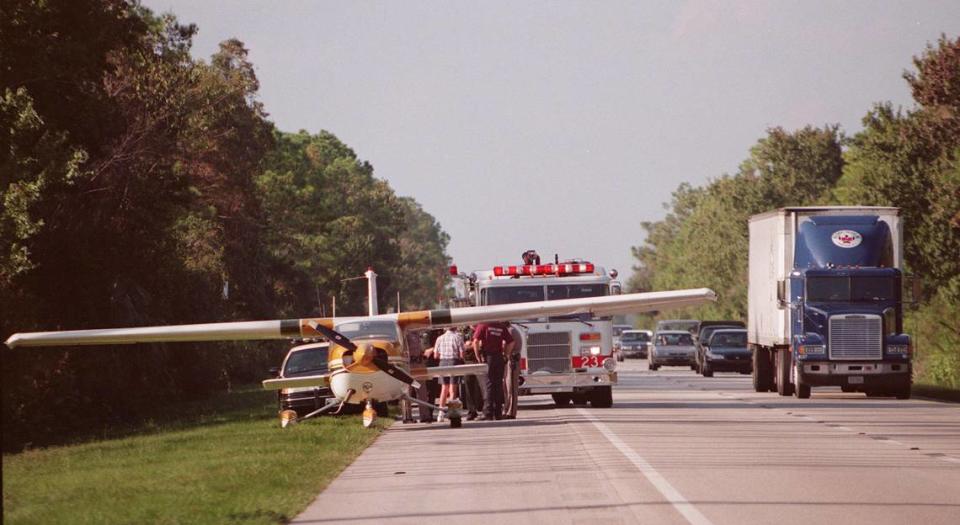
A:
283;346;329;377
334;320;398;341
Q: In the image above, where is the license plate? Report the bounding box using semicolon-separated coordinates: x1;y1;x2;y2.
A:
849;376;864;384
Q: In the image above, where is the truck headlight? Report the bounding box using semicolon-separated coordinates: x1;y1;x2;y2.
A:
887;344;910;355
580;346;602;356
799;345;825;355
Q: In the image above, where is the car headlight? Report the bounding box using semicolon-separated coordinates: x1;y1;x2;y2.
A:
887;344;910;355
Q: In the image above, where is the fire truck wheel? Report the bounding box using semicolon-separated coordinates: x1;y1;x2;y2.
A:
552;393;572;407
590;386;613;408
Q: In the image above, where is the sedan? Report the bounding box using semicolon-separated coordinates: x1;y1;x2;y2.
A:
700;329;752;377
649;330;697;370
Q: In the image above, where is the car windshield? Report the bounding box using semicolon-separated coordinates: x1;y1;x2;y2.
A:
700;326;738;342
283;346;329;377
334;320;398;341
657;320;699;334
657;333;693;345
621;332;650;342
710;332;747;347
807;276;897;302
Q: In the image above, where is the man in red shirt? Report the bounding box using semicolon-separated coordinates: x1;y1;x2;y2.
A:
472;321;515;420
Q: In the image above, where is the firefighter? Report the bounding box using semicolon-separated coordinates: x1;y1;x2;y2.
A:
473;321;515;420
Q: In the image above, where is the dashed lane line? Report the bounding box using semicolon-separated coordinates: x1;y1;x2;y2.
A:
577;408;714;525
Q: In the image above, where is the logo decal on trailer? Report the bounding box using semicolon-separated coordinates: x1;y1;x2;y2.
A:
831;230;862;248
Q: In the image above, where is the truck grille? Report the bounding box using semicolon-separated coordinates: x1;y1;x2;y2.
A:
526;332;571;373
829;314;882;360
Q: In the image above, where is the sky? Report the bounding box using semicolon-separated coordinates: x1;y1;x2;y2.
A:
145;0;959;281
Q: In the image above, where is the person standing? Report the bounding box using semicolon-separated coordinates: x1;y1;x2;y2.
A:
502;324;524;419
461;330;484;421
473;321;515;420
434;327;465;421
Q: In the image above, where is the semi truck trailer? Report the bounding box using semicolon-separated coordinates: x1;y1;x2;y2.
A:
748;207;912;399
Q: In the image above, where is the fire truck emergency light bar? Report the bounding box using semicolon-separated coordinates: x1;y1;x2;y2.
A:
493;263;595;277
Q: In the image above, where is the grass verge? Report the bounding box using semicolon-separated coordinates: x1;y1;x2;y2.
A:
914;383;960;403
2;386;388;524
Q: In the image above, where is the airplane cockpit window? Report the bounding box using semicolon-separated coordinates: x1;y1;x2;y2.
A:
283;346;329;377
334;320;399;341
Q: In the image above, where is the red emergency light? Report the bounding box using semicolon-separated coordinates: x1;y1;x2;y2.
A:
492;262;595;276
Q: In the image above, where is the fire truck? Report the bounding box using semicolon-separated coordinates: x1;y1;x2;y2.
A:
454;252;621;408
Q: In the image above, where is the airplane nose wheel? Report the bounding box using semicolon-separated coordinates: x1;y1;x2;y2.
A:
362;400;377;428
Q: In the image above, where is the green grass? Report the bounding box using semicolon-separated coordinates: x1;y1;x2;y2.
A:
2;387;388;524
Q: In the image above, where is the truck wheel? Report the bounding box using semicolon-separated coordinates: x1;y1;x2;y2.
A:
701;360;712;376
795;365;811;399
752;346;774;392
893;381;912;400
840;385;855;393
552;393;572;407
776;348;794;397
572;393;589;405
590;386;613;408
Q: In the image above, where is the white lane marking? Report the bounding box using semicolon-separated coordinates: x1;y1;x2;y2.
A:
941;457;960;464
577;408;713;525
833;426;853;431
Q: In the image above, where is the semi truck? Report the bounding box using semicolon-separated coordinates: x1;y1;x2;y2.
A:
748;207;913;399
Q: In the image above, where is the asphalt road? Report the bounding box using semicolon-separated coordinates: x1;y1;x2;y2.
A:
292;360;960;524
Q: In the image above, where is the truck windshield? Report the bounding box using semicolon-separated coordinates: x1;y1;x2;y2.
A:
807;276;897;302
547;284;608;300
485;286;545;305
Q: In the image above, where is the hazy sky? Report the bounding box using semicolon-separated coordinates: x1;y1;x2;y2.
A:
145;0;959;281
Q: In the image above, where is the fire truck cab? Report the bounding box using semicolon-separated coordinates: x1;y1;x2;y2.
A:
463;256;620;408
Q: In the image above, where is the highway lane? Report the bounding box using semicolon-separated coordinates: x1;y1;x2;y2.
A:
292;360;960;524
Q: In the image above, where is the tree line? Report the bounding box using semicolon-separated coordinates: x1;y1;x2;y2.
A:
1;1;450;451
629;36;960;390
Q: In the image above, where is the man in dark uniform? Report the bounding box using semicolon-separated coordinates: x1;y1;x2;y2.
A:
473;321;515;420
461;328;484;420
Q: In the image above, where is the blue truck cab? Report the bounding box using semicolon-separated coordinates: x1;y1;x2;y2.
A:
749;207;912;399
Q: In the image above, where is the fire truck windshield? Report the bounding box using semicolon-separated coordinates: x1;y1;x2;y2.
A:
547;284;608;300
484;286;545;305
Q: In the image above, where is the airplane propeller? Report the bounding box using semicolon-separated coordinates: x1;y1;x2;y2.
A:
308;322;421;389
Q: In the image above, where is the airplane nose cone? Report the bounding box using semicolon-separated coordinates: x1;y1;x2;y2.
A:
354;343;376;366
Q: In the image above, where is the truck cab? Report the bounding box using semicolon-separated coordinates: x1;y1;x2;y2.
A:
750;207;912;399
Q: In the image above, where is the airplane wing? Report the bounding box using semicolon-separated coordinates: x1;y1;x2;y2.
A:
261;373;330;391
5;288;716;349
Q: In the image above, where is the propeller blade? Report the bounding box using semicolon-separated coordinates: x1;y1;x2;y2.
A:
307;321;357;353
372;357;422;389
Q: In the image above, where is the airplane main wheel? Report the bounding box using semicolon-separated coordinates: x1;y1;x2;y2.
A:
450;417;462;428
375;401;389;417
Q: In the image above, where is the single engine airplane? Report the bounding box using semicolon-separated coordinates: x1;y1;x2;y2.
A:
5;287;716;428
